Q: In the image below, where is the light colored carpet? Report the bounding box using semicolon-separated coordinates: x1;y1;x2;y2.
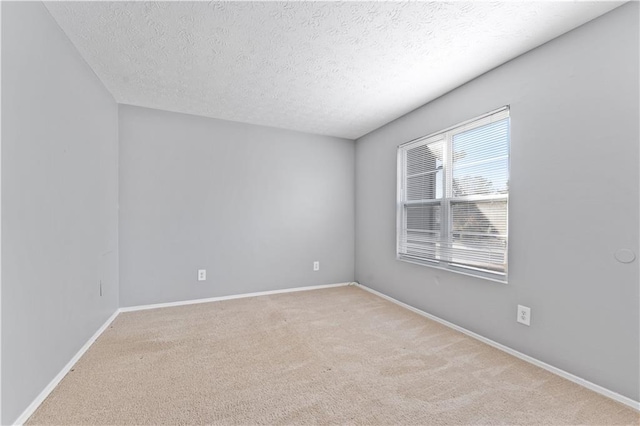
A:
28;285;638;425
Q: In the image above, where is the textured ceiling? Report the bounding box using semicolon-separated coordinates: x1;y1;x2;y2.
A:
44;1;622;139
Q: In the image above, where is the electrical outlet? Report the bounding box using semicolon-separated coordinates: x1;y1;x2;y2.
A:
198;269;207;281
313;261;320;271
517;305;531;326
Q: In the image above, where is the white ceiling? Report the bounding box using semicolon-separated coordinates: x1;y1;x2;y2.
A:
45;1;622;139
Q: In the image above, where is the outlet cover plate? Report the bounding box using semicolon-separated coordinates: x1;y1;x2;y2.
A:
517;305;531;326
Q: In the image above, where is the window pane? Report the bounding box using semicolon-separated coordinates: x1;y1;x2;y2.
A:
453;119;509;167
448;238;506;273
406;141;443;176
449;199;507;273
406;205;440;232
452;118;509;197
452;158;508;196
405;234;439;259
401;204;441;261
407;170;443;200
451;200;507;236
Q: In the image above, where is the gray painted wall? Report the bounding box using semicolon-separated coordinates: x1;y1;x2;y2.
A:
119;105;354;307
355;3;639;401
1;2;119;424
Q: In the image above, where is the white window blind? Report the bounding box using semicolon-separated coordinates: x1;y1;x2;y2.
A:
397;107;510;282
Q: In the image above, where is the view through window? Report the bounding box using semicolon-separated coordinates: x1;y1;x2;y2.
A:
397;107;510;281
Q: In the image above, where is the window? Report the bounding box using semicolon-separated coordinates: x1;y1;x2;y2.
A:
397;107;510;282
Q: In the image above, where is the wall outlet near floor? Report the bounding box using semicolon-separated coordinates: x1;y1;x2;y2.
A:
313;261;320;271
517;305;531;326
198;269;207;281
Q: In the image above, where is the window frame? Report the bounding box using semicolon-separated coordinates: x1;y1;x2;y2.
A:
396;106;510;283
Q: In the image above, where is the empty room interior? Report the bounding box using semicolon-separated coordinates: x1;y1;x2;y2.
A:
1;1;639;425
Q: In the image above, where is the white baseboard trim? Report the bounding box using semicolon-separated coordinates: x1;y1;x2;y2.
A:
354;282;640;412
13;282;352;425
119;282;352;313
19;281;633;424
12;309;120;426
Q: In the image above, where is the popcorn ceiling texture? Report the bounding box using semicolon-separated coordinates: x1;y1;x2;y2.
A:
44;1;621;139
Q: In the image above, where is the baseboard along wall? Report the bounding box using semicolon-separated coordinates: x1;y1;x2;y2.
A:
12;310;121;426
12;281;638;424
11;282;351;425
119;282;351;313
354;283;640;412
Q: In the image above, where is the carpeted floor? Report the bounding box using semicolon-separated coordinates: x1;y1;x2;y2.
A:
28;285;638;425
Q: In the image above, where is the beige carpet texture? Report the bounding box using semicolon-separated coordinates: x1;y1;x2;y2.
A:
27;285;638;425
